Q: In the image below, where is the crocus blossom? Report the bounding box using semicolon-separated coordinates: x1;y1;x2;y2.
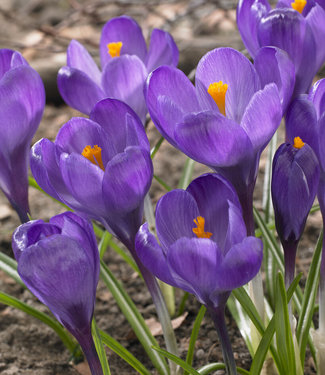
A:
30;98;153;248
271;138;319;286
12;212;102;375
58;15;179;123
0;49;45;223
237;0;325;96
146;47;282;233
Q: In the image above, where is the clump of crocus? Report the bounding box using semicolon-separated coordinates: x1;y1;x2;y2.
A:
146;47;282;235
0;49;45;223
237;0;325;97
271;137;319;288
136;173;263;374
58;15;178;123
12;212;102;375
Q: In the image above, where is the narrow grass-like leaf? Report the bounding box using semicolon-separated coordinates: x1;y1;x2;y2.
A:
0;252;24;287
310;204;320;214
177;292;189;316
184;305;206;375
198;363;250;375
91;319;111;375
99;261;168;375
99;231;113;260
151;136;164;159
0;291;80;358
99;329;151;375
274;272;296;374
296;230;323;365
178;158;195;190
154;175;172;191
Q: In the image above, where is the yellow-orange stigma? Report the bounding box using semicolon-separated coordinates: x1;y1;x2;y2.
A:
293;136;305;149
107;42;123;58
207;81;228;116
82;145;105;170
192;216;213;239
291;0;307;13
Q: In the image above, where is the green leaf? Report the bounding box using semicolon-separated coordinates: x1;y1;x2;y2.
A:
0;252;24;287
198;363;250;375
184;305;206;375
151;136;164;159
99;329;151;375
99;261;168;375
177;292;189;316
296;230;323;365
178;158;195;190
98;231;113;260
274;272;296;375
0;291;81;359
154;175;172;191
91;320;111;375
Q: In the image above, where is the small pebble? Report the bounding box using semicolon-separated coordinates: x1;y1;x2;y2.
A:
196;348;205;359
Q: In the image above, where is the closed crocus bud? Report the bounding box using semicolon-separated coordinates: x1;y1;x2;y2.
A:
12;212;102;375
0;49;45;223
271;137;319;287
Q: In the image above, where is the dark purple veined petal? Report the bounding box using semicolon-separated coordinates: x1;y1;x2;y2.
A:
317;114;325;171
174;111;253;167
155;189;200;250
100;15;147;69
67;40;102;87
57;66;105;115
90;98;150;153
135;223;176;285
236;0;271;57
308;78;325;119
240;83;282;153
195;48;261;123
145;29;179;72
101;55;147;124
254;46;295;113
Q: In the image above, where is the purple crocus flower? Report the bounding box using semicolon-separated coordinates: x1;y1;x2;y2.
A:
58;15;179;123
30;98;153;249
271;138;319;287
0;49;45;223
237;0;325;97
146;47;282;234
12;212;102;375
136;173;263;374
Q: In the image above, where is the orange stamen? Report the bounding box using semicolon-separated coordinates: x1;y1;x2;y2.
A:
291;0;307;13
207;81;228;116
293;137;305;149
107;42;123;58
82;145;105;170
192;216;213;239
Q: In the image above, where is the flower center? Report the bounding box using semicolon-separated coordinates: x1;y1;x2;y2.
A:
192;216;213;239
107;42;123;58
291;0;307;13
293;136;305;149
207;81;228;116
82;145;105;170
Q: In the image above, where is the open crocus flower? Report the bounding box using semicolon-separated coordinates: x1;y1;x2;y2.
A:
0;49;45;223
136;173;263;374
58;15;179;123
30;98;153;248
146;47;282;233
271;138;319;287
237;0;325;96
12;212;102;375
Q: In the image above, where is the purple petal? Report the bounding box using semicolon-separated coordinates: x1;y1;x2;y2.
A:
167;237;222;305
135;223;175;285
195;48;261;122
101;55;147;123
67;40;102;87
90;98;150;153
308;79;325;119
146;65;200;144
102;146;153;214
317;114;325;171
100;16;147;69
174;111;254;167
0;49;14;79
215;236;263;291
186;173;246;252
155;189;200;250
145;29;179;72
236;0;271;57
240;83;282;153
254;46;295;113
57;66;105;115
306;3;325;71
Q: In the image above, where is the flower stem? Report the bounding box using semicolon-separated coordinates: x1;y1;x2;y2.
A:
207;304;237;375
318;176;325;333
75;329;103;375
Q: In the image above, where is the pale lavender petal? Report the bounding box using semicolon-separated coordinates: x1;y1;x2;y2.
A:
100;16;147;69
0;49;14;79
101;55;147;123
58;66;105;115
240;83;282;153
155;189;200;250
309;79;325;119
145;29;179;72
195;48;261;122
67;40;102;87
306;3;325;71
317;114;325;171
